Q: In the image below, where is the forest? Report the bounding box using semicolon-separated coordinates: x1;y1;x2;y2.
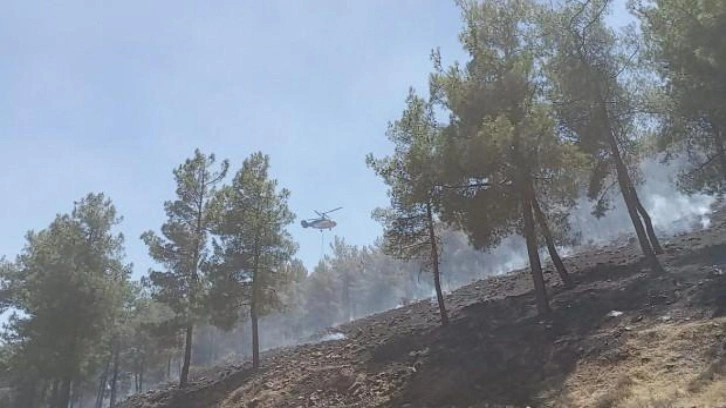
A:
1;0;725;407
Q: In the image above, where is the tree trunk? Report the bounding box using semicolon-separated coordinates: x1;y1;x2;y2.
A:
21;379;40;408
209;329;216;364
522;194;551;315
571;24;663;273
166;355;172;380
58;376;72;408
251;305;260;369
180;324;193;387
513;130;551;315
426;202;449;326
251;253;261;369
589;75;663;273
607;133;663;273
633;190;663;254
50;379;60;408
96;355;110;408
139;356;145;393
714;124;726;180
531;191;574;288
70;380;81;408
342;267;351;322
109;345;120;407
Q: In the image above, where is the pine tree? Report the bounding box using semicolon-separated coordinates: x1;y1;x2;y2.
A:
303;260;343;331
429;0;587;314
539;0;665;273
209;152;297;369
327;237;364;322
633;0;726;193
368;89;450;326
274;259;309;340
141;149;229;388
0;193;129;408
101;282;174;403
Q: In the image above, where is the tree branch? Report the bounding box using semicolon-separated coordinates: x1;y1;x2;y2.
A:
611;42;639;80
437;179;512;190
597;178;619;203
682;152;724;178
439;182;493;189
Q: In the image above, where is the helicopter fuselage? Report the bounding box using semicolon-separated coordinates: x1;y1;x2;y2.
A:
302;219;337;230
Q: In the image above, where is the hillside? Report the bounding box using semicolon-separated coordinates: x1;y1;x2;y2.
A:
121;204;726;408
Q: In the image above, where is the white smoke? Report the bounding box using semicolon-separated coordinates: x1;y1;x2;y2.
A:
319;332;346;342
570;156;716;246
434;155;718;289
151;156;718;397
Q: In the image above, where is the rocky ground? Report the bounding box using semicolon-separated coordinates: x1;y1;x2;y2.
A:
121;203;726;408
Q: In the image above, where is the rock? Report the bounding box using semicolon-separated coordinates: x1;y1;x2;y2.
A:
248;398;261;408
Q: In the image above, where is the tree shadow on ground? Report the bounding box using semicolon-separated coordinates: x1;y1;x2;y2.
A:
569;258;645;286
370;260;685;408
673;243;726;268
121;364;262;408
695;274;726;318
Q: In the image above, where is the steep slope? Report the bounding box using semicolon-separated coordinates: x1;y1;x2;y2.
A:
121;204;726;408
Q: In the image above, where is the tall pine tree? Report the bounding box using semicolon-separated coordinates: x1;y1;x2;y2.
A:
141;149;229;387
429;0;587;313
634;0;726;193
368;89;450;326
209;152;296;369
0;193;129;408
539;0;665;273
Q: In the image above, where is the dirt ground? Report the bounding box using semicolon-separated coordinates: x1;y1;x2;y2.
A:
120;202;726;408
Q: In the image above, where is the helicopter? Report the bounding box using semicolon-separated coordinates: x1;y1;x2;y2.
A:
301;207;342;231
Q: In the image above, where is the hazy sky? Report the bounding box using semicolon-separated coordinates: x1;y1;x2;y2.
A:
0;0;630;274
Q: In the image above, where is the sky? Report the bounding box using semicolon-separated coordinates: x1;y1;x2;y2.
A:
0;0;631;275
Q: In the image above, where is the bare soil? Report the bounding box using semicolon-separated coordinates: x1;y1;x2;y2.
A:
120;204;726;408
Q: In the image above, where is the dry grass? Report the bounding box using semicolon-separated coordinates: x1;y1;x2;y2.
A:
551;318;726;408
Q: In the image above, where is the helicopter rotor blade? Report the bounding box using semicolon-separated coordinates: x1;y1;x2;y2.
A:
322;206;342;215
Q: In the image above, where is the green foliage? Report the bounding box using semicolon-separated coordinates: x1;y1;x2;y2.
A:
368;84;453;323
367;89;443;265
117;282;177;389
208;152;297;327
141;148;229;386
0;193;130;407
142;149;229;326
303;260;342;329
539;0;644;214
5;0;726;401
634;0;726;193
429;0;588;248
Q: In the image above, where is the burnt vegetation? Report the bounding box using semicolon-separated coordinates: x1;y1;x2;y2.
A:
2;0;726;407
